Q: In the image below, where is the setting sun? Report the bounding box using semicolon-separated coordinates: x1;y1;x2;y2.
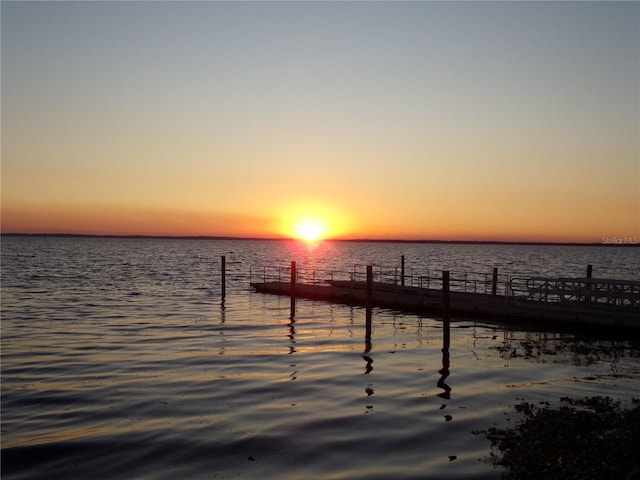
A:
293;218;327;242
275;201;355;241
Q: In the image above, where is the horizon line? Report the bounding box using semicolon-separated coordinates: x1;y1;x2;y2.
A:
1;232;636;247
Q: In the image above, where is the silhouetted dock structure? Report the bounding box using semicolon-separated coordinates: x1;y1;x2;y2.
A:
250;261;640;331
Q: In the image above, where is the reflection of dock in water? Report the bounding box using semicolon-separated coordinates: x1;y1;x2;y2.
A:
250;261;640;331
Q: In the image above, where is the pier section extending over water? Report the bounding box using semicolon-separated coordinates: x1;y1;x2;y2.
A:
250;260;640;331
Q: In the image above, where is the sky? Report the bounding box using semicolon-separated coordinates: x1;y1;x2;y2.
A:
2;1;639;242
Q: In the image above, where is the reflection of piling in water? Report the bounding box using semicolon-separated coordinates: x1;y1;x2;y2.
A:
288;315;296;355
437;319;452;399
366;265;373;310
364;308;372;354
438;271;452;399
363;354;373;374
437;352;451;400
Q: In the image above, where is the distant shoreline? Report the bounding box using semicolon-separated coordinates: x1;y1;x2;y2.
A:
2;232;637;247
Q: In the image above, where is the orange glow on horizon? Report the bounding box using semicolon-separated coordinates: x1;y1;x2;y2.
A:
1;201;636;244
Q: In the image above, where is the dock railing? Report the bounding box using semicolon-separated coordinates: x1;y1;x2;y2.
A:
250;264;511;295
511;277;640;308
251;263;640;309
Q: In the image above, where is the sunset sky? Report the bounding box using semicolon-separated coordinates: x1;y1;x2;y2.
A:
2;1;639;242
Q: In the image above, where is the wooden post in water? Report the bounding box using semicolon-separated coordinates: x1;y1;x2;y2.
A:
492;267;498;296
290;261;297;317
363;267;373;369
290;261;297;292
442;270;451;319
221;255;226;300
366;265;373;310
401;255;405;287
366;265;373;337
585;264;593;303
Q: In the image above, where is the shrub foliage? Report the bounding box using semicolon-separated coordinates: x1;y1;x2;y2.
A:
476;396;640;480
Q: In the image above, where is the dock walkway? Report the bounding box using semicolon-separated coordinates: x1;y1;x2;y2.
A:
250;263;640;331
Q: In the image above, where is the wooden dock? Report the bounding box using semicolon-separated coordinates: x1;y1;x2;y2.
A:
249;262;640;331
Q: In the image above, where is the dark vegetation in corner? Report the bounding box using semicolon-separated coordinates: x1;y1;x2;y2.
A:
474;396;640;479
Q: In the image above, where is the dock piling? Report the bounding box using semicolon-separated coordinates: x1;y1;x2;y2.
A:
290;261;297;292
492;267;498;295
439;270;452;398
290;261;296;317
221;255;226;300
585;264;593;303
366;265;373;309
401;255;405;287
291;260;298;312
251;261;639;330
442;270;451;319
366;265;373;337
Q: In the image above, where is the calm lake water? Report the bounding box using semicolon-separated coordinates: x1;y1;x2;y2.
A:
2;237;639;479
